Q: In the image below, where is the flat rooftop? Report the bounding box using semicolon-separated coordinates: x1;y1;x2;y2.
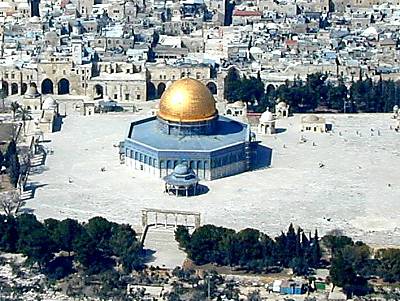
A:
127;115;249;151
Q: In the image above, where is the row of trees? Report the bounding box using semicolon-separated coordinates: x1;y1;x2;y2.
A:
325;234;400;297
0;139;20;187
176;224;400;297
175;223;321;275
224;69;400;114
0;214;144;279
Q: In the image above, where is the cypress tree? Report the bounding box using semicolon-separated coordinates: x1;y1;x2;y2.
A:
8;153;20;188
310;229;322;267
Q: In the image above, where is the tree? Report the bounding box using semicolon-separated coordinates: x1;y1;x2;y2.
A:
290;256;309;276
16;107;32;136
84;216;113;255
10;101;19;121
224;68;241;103
310;230;321;267
7;152;20;188
330;251;356;289
175;225;190;249
47;218;84;255
322;235;353;256
16;214;55;269
72;229;112;274
0;190;24;216
4;139;17;167
187;224;235;265
235;228;262;265
110;223;143;272
0;214;18;252
0;150;4;170
376;248;400;282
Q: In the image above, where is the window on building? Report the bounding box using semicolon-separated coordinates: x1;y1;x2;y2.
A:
136;94;140;100
125;94;129;100
114;94;118;99
11;74;14;79
4;74;8;79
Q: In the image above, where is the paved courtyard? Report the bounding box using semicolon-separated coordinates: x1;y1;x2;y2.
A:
26;111;400;247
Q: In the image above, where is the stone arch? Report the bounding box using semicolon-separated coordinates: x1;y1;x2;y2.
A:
157;82;166;98
147;82;156;100
94;84;104;99
226;65;241;77
226;109;232;115
58;78;70;95
21;83;28;95
11;83;18;95
41;78;54;94
266;84;276;95
2;81;8;96
206;82;217;95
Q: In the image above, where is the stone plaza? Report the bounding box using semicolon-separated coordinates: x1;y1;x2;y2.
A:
26;110;400;247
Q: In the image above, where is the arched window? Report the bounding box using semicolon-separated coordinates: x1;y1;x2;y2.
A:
167;160;173;169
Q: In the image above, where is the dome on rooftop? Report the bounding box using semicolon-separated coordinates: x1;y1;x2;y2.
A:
158;78;217;123
302;115;320;123
260;110;274;122
173;163;190;176
24;84;40;98
42;97;57;110
276;100;287;108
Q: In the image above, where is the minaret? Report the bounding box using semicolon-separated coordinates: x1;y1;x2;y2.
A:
71;21;83;65
71;38;83;65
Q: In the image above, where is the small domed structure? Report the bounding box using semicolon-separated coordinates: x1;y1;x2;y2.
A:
275;99;290;118
42;96;58;110
164;163;200;197
301;115;320;123
22;84;41;111
301;115;327;133
258;108;276;135
260;110;274;123
225;100;247;117
24;84;40;98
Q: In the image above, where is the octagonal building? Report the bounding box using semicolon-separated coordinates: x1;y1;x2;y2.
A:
124;78;257;180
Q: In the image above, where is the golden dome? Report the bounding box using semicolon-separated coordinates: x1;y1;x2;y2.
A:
158;78;217;122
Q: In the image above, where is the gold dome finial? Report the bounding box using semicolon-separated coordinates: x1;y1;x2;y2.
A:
158;78;217;122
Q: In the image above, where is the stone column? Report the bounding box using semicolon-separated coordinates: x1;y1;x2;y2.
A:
195;215;200;228
141;210;148;230
165;214;168;229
